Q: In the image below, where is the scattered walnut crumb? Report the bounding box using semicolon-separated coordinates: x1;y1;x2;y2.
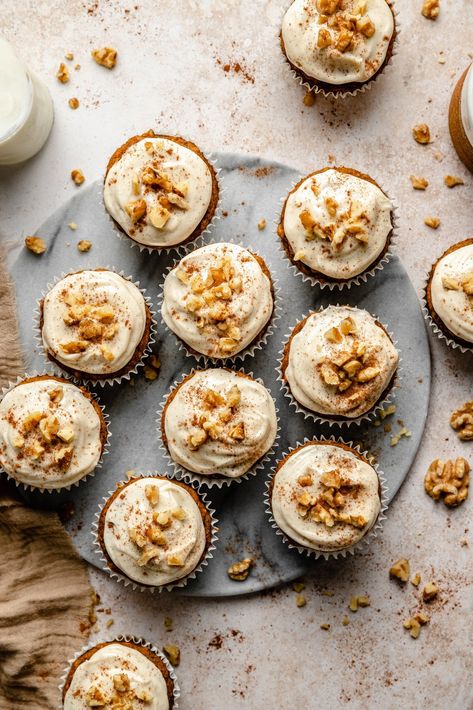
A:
144;365;158;381
403;612;429;639
25;236;46;255
292;581;305;593
105;618;114;628
163;644;180;667
303;90;316;107
412;123;431;144
143;355;161;381
257;218;267;231
56;62;69;83
296;594;306;608
438;51;446;64
451;401;473;440
410;175;429;190
227;558;253;581
421;0;439;20
68;97;79;109
424;216;440;229
422;582;439;602
342;616;350;626
75;63;81;70
71;169;85;185
444;174;464;187
91;47;117;69
424;457;469;507
77;239;92;252
389;558;410;583
320;623;331;631
411;572;421;587
164;616;173;632
349;595;370;612
65;52;74;61
380;404;396;420
390;426;411;446
68;222;77;230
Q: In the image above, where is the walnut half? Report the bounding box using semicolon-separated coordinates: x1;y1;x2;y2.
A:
450;401;473;440
424;458;469;507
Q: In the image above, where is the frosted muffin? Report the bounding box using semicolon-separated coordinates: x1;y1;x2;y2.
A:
281;305;398;421
161;243;275;359
104;130;219;250
62;639;176;709
0;375;107;490
161;368;277;481
426;239;473;348
280;0;396;96
269;440;382;553
98;475;214;589
278;167;393;285
449;63;473;173
40;269;152;382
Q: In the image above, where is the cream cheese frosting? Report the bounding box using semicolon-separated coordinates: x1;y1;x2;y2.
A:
0;378;103;489
284;305;398;418
104;136;214;248
102;477;207;587
282;168;392;280
41;270;147;376
163;369;277;478
271;442;381;551
430;243;473;344
64;643;170;710
281;0;394;86
161;243;274;359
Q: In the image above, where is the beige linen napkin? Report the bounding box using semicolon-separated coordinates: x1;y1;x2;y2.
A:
0;252;93;709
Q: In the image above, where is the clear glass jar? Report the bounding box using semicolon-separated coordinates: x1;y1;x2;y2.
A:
449;62;473;173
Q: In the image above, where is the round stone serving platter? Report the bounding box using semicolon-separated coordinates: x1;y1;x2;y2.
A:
7;152;430;597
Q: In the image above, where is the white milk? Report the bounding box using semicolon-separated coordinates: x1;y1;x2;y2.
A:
0;38;54;165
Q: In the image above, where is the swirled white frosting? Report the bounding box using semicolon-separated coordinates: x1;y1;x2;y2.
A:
42;270;147;376
283;169;392;280
430;243;473;344
285;306;398;418
102;477;207;587
161;243;274;359
282;0;394;86
104;136;214;247
0;378;102;489
271;443;381;551
64;643;170;710
163;369;277;478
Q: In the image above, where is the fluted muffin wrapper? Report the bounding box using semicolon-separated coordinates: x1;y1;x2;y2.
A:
276;306;401;427
422;272;473;354
34;267;157;387
59;635;180;709
157;237;282;365
263;436;388;561
275;173;399;291
0;371;111;493
156;367;280;488
92;472;219;593
278;1;400;100
101;139;223;255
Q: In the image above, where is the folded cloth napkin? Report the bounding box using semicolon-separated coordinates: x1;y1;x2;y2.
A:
0;252;93;709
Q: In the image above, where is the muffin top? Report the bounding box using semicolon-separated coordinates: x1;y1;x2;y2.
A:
161;243;274;359
102;477;207;587
284;306;398;419
271;442;381;552
63;642;171;710
0;377;103;489
163;369;277;478
282;168;392;280
104;135;214;248
430;242;473;344
41;270;147;376
281;0;394;87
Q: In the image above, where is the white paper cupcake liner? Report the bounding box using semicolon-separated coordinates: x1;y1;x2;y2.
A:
156;366;280;488
59;635;180;709
276;306;402;427
422;265;473;354
275;170;399;291
34;267;157;387
101;134;223;256
278;1;400;100
157;237;282;365
264;436;388;561
92;472;219;593
0;371;111;493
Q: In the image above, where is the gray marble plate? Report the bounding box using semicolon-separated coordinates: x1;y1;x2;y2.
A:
8;153;430;597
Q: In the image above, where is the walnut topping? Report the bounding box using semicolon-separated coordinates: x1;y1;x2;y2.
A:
296;467;366;529
56;62;69;83
444;174;464;188
318;28;332;48
450;401;473;440
91;47;117;69
412;123;431;144
60;297;117;361
389;558;410;583
113;673;130;693
299;198;369;250
167;554;185;566
86;670;153;706
145;484;159;506
68;97;79;109
421;0;439;20
163;644;180;667
77;239;92;252
424;216;440;229
422;581;439;601
125;198;147;223
410;175;429;190
12;434;25;449
25;236;47;254
424;458;469;507
228;557;253;581
356;16;375;37
403;613;429;639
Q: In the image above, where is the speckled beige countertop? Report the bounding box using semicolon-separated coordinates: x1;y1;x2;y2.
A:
1;1;473;708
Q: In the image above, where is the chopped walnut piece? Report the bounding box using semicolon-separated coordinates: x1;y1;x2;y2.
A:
99;345;114;362
135;687;153;702
325;326;343;344
450;401;473;440
320;362;340;386
303;90;316;107
299;210;317;230
143;365;158;381
228;557;253;581
412;123;431;144
60;340;89;354
188;429;208;450
172;507;187;520
356;366;380;383
167;554;184;567
422;582;439;602
389;558;410;583
113;673;130;693
57;426;74;443
296;594;307;607
229;422;245;440
71;169;85;185
411;572;421;587
317;0;340;13
257;218;267;230
349;595;370;612
444;174;464;187
91;47;117;69
77;239;92;252
38;415;60;443
86;685;109;706
424;216;440;229
403;613;429;639
292;581;305;592
68;97;79;109
167;192;189;210
297;473;313;487
421;0;439;20
340;317;356;335
137;546;160;566
25;235;47;255
163;644;180;667
68;222;78;230
356;16;375;37
56;62;69;83
125;198;147;223
54;445;73;469
148;204;171;229
410;175;429;190
65;52;74;61
145;484;159;506
424;457;469;507
317;28;332;48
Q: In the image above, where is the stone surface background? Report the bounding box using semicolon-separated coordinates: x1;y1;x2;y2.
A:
1;1;472;708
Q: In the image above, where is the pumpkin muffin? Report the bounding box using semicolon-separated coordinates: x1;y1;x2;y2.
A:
449;63;473;173
104;130;219;250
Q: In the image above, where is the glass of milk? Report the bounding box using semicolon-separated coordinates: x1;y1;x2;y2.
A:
0;38;54;166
